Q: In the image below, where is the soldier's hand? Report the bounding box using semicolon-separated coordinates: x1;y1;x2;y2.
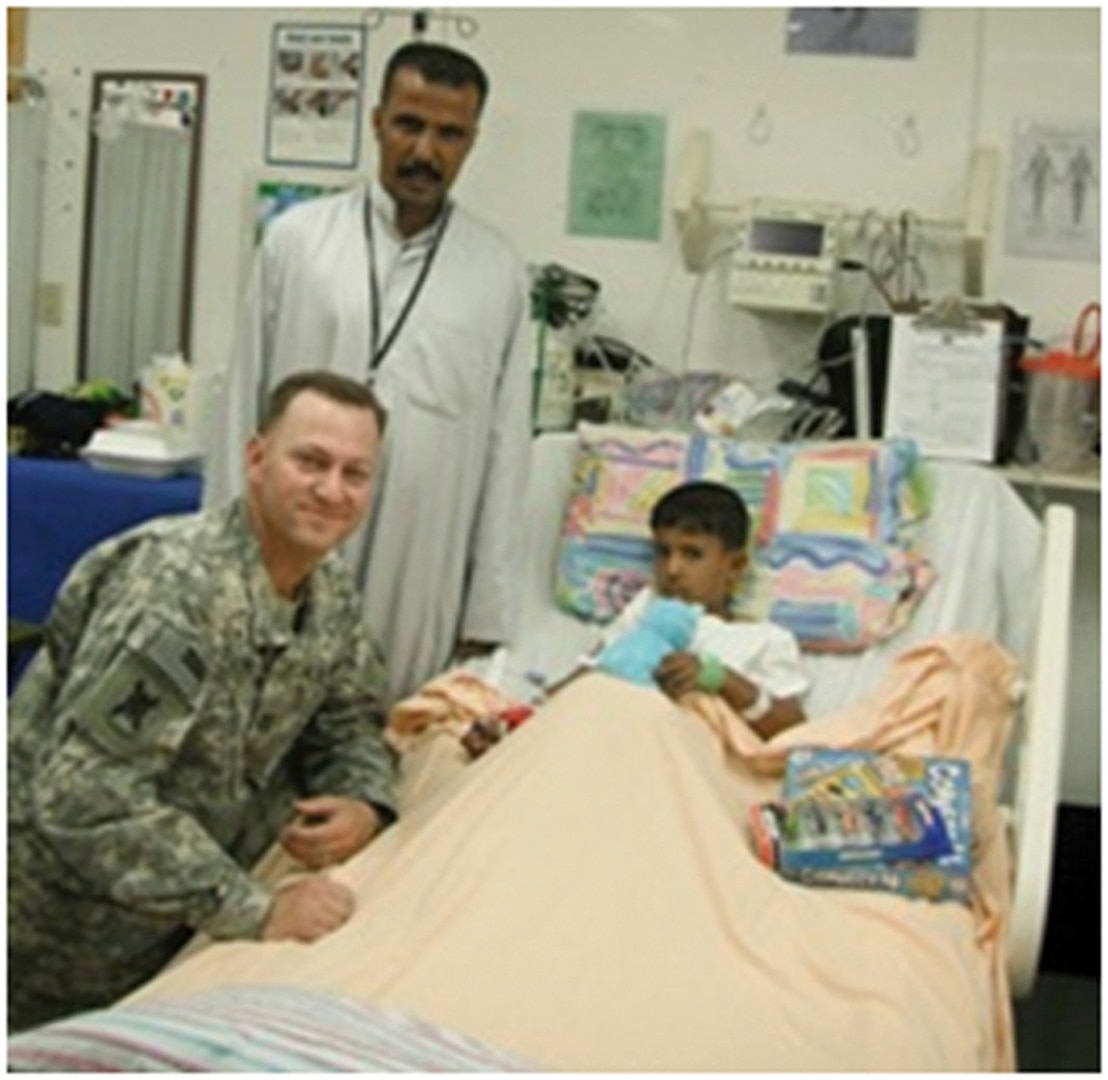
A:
279;795;381;869
260;876;355;942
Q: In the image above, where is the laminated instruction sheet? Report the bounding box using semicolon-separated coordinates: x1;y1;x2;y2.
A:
883;312;1004;462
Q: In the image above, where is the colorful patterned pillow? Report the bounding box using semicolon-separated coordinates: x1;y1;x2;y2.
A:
736;439;935;650
737;533;937;653
759;439;930;544
554;424;935;652
554;424;776;622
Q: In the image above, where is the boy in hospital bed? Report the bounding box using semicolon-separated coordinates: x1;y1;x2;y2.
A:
390;480;810;796
565;480;810;740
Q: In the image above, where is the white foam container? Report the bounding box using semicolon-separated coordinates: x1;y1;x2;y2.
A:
81;421;202;479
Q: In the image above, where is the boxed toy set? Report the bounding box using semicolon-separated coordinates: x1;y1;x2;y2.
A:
750;748;973;904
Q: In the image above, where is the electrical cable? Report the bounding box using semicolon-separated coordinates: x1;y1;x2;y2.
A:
675;208;959;438
676;240;738;428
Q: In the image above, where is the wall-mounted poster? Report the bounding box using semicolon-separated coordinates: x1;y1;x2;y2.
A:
786;9;919;58
265;23;366;168
1005;120;1100;263
254;179;345;244
568;111;666;242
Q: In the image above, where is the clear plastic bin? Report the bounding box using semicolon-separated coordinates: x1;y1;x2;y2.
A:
1020;304;1100;472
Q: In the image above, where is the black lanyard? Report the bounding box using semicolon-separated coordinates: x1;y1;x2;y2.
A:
363;191;453;373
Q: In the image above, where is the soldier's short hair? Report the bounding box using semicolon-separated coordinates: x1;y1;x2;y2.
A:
380;41;489;113
259;371;387;435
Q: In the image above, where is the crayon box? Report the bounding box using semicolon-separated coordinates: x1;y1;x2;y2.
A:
776;747;973;904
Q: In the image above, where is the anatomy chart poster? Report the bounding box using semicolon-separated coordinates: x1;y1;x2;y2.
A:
1005;120;1099;262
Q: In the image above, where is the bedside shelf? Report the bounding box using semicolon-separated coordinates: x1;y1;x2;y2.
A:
997;463;1100;494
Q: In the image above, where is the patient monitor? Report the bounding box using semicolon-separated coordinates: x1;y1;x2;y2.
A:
672;132;996;311
728;198;843;314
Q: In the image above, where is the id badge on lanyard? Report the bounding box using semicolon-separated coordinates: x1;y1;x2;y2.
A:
363;192;453;379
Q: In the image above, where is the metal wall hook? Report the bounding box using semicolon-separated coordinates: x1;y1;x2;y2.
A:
364;8;479;39
895;114;921;157
747;103;772;146
452;13;479;38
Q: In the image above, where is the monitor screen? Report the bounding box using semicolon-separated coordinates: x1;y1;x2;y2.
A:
749;218;825;258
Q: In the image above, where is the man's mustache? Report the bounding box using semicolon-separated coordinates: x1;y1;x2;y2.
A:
398;161;443;182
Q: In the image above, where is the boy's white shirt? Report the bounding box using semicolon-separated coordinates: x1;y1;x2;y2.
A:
590;586;811;701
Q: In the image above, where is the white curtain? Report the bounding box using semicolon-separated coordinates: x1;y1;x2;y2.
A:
85;123;191;389
7;95;50;397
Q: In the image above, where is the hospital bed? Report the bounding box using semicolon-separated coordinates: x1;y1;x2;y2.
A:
8;427;1076;1072
510;427;1076;1003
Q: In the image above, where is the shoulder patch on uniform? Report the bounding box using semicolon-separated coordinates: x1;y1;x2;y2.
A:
179;644;207;682
129;619;206;700
112;679;161;729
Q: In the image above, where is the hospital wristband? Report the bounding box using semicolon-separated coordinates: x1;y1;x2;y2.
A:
742;686;773;724
696;653;727;694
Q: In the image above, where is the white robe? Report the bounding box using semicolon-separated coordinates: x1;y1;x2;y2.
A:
204;182;533;702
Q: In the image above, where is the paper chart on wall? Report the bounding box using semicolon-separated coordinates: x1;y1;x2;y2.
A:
882;313;1004;463
265;23;366;169
567;111;666;241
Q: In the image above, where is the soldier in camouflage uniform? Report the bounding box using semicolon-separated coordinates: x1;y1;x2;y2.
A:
8;371;398;1032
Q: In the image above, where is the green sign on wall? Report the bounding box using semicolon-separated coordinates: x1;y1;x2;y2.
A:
568;111;667;241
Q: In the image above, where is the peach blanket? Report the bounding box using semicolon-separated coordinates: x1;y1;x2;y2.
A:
132;634;1018;1072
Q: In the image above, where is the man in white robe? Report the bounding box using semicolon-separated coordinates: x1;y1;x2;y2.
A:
204;42;533;702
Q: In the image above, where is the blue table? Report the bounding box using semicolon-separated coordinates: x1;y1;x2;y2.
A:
8;457;203;682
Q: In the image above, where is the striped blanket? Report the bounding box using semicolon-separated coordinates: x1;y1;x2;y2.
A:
7;986;536;1072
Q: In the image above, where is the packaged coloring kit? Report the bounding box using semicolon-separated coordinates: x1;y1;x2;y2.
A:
750;748;973;903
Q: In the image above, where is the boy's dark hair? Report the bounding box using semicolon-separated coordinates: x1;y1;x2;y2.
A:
380;42;489;112
650;481;750;552
260;371;387;435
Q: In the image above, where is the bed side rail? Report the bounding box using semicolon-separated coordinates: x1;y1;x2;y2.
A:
1006;502;1076;998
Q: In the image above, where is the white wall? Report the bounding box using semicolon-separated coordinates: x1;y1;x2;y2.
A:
20;6;1101;803
24;6;1101;390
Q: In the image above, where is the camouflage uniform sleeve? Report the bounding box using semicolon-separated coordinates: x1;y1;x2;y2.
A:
28;602;274;941
292;618;398;821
